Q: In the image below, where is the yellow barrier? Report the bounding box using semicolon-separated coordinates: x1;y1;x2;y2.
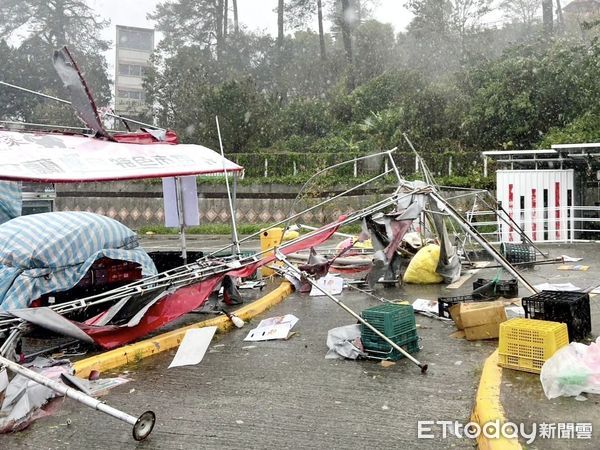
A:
73;281;294;378
260;227;284;277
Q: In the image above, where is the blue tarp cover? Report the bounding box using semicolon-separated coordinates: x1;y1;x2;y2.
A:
0;181;21;225
0;211;157;311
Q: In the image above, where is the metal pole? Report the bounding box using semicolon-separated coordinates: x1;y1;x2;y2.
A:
0;355;156;441
215;116;241;255
232;172;239;249
276;252;428;373
175;177;188;263
0;80;161;131
206;169;394;258
430;192;538;294
297;224;354;238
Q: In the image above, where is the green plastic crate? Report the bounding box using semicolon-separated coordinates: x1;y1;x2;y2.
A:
360;303;416;343
364;336;420;361
362;327;418;352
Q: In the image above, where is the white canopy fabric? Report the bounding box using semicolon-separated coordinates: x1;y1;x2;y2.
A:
0;130;242;182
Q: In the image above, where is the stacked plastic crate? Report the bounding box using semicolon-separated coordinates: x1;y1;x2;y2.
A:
360;304;420;361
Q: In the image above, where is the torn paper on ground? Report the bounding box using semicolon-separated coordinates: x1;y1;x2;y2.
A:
169;326;217;368
412;298;452;321
562;255;583;262
325;324;366;360
309;274;343;296
244;314;299;341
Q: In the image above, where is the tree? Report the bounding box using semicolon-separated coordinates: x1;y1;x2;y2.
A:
353;20;395;84
0;0;109;54
149;0;229;58
232;0;239;34
500;0;541;30
0;0;111;121
449;0;492;55
542;0;553;34
339;0;356;90
284;0;328;60
318;0;327;60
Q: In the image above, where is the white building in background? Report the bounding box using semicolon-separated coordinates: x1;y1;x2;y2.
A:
114;25;155;117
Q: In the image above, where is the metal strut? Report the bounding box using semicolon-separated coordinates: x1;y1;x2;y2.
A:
276;251;428;374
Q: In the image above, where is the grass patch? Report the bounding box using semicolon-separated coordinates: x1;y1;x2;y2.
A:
138;222;364;236
138;223;274;236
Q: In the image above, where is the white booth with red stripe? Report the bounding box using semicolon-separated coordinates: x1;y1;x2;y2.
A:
497;169;575;243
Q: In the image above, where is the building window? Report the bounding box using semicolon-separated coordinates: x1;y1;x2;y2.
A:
118;63;147;77
117;89;146;101
118;29;153;51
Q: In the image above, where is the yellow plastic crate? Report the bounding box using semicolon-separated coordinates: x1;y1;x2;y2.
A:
498;318;569;374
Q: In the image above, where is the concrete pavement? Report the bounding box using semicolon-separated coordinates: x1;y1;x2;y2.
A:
2;239;600;448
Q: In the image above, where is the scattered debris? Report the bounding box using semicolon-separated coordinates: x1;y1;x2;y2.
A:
403;244;444;284
238;280;266;290
504;305;526;319
309;274;344;296
243;314;299;342
533;282;581;292
169;326;217;368
380;360;395;368
412;298;451;321
541;337;600;399
557;265;590;271
325;324;365;360
449;301;507;341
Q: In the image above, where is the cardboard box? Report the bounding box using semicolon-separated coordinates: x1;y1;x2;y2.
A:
449;301;506;329
464;322;501;340
449;301;507;340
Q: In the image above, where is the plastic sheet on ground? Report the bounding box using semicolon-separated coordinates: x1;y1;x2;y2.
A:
533;282;581;292
325;324;366;360
541;338;600;399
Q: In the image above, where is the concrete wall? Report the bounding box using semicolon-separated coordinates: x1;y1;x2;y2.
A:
55;182;391;229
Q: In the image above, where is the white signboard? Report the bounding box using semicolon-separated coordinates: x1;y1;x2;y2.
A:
162;176;200;227
0;130;242;182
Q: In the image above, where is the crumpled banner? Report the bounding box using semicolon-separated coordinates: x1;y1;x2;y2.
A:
0;357;71;433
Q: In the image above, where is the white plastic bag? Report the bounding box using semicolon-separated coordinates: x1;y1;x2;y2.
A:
540;337;600;399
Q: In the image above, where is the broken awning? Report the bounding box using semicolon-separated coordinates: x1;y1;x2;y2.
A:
0;130;243;182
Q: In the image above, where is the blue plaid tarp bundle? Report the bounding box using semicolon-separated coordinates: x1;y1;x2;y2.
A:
0;181;21;225
0;211;157;312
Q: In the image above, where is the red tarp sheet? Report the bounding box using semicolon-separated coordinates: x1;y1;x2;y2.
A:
75;218;345;349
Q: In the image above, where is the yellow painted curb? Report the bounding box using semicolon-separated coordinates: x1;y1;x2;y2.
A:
471;349;522;450
73;281;294;378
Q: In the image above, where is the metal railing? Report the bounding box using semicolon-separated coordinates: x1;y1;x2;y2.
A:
463;206;600;243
